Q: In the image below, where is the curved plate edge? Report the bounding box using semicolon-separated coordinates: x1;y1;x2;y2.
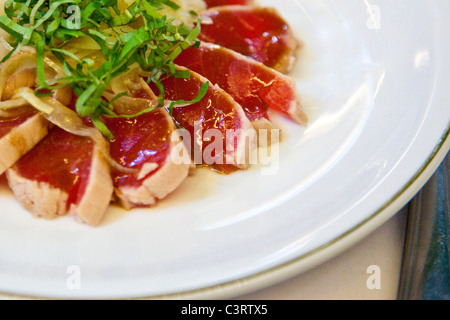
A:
157;124;450;300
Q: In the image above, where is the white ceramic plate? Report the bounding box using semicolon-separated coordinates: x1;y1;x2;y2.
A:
0;0;449;299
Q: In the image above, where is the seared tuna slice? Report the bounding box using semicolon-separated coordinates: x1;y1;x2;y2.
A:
198;6;300;73
204;0;253;8
175;42;307;127
6;127;113;226
150;67;257;174
105;109;191;209
0;110;49;175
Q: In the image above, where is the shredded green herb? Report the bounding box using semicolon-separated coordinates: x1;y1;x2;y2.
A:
0;0;208;139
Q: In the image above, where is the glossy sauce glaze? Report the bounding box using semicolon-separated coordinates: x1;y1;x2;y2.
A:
199;7;297;71
105;109;172;187
150;71;246;173
175;43;299;123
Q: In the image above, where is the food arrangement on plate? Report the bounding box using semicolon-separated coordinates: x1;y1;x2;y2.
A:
0;0;307;226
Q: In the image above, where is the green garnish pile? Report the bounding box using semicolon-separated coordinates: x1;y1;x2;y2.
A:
0;0;208;139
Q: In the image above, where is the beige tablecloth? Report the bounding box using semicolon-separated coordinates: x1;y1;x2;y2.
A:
236;209;408;300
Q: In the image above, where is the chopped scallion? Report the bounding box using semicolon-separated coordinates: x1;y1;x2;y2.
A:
0;0;207;139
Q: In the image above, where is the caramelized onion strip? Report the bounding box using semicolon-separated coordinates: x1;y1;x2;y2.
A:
0;98;28;110
0;46;37;101
0;98;30;117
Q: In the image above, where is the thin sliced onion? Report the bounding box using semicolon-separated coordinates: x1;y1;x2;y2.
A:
103;91;192;118
0;98;28;110
0;46;37;100
13;88;54;114
0;46;69;101
0;36;13;61
103;92;159;116
0;98;30;118
44;55;66;77
107;71;194;114
109;66;141;95
64;36;101;51
199;16;213;25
